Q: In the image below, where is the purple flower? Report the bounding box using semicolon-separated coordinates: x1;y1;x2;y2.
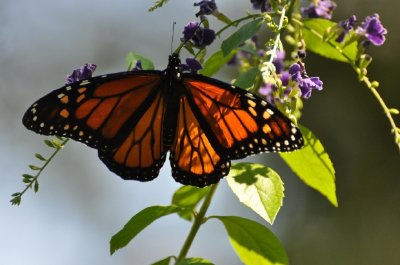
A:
251;0;272;12
336;15;357;43
301;0;336;20
357;14;387;46
181;58;203;73
289;63;323;99
182;21;215;47
194;0;217;17
66;63;96;85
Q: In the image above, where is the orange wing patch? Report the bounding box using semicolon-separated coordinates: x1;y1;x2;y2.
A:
170;96;230;187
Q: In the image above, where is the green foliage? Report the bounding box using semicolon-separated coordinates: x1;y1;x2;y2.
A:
280;125;338;206
150;256;174;265
213;216;288;265
125;52;155;70
172;186;211;221
11;137;68;205
199;49;237;77
233;67;260;89
302;19;358;63
148;0;170;12
176;257;215;265
227;163;284;224
221;18;263;57
110;205;181;254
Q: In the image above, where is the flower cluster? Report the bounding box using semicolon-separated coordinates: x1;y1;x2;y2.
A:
326;14;387;47
66;63;96;84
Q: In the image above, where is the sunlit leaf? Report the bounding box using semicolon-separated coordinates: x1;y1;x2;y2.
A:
280;125;337;206
227;163;284;224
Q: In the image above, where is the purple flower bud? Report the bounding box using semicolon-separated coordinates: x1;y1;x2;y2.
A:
182;21;216;47
66;63;96;85
251;0;272;12
336;15;357;43
280;71;290;86
301;0;336;20
273;51;285;74
131;60;142;71
356;14;387;46
181;58;203;73
194;0;217;17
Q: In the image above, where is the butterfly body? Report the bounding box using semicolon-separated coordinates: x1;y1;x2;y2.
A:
23;53;303;187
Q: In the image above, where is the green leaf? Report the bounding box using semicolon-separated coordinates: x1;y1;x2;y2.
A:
199;49;237;77
34;180;39;192
172;186;211;221
150;256;174;265
302;19;358;63
29;165;41;170
110;205;181;254
226;163;284;224
44;139;55;148
148;0;170;11
221;18;263;57
213;216;288;265
125;52;155;70
233;67;260;89
34;153;47;161
214;12;232;25
280;125;337;206
176;257;215;265
22;174;34;179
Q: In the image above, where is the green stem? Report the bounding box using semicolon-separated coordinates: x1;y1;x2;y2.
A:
175;183;219;263
262;6;287;81
16;138;69;199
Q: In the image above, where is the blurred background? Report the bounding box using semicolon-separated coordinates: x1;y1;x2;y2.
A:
1;0;399;264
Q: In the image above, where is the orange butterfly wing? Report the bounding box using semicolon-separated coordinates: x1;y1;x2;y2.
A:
169;75;303;186
23;71;169;181
98;91;168;181
170;95;230;186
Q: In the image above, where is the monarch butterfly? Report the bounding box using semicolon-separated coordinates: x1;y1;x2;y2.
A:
23;53;303;187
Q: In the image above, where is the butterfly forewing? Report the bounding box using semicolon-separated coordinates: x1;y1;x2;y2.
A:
23;71;162;150
183;74;303;159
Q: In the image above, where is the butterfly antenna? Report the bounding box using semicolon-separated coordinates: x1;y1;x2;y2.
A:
171;22;176;55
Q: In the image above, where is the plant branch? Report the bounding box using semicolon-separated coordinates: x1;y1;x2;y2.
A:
175;183;219;263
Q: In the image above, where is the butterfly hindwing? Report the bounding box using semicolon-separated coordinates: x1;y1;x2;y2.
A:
169;95;231;187
23;71;162;150
182;74;304;159
98;91;168;181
